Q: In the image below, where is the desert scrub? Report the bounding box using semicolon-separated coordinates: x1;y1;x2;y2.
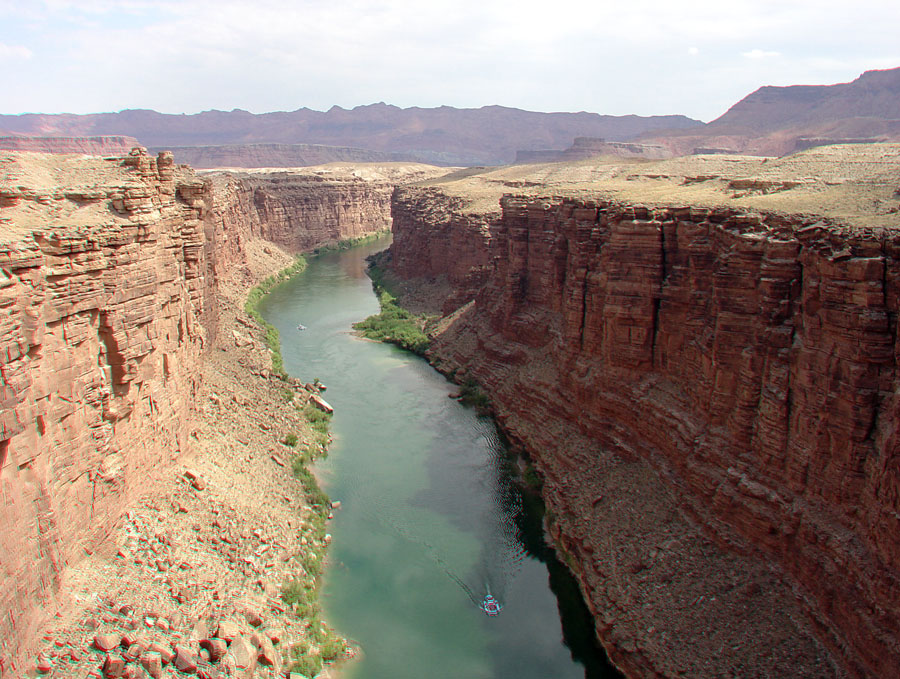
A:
302;402;332;449
282;401;346;675
458;379;491;412
244;255;307;379
353;289;431;355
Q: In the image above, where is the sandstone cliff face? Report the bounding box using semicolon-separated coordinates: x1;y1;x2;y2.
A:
0;135;141;156
0;155;443;672
390;187;494;314
0;149;215;668
208;170;395;256
392;189;900;677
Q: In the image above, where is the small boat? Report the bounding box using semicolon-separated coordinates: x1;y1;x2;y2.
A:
297;324;307;331
480;594;502;617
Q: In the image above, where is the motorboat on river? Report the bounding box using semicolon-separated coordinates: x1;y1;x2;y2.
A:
481;594;502;616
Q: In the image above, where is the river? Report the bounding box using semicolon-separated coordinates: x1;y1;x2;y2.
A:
258;237;621;679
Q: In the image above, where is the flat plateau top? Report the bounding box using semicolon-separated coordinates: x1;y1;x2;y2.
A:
0;151;147;243
203;161;452;185
417;143;900;230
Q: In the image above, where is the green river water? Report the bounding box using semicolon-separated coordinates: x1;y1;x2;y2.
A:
258;237;621;679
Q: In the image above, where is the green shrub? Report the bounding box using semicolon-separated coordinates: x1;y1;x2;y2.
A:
290;652;322;678
353;289;431;355
320;635;346;661
243;255;307;380
458;379;491;412
284;432;299;447
301;403;332;449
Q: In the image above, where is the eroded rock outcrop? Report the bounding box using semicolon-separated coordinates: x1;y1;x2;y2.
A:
390;178;900;677
0;149;215;668
0;152;449;674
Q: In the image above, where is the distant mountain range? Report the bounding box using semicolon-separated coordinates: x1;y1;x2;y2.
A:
0;104;700;166
2;66;898;165
643;67;900;156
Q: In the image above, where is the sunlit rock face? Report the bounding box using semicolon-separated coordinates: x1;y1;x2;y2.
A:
0;149;215;668
0;135;141;156
389;187;900;678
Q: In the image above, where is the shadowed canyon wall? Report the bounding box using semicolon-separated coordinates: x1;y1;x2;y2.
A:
391;187;495;314
0;152;405;672
390;190;900;678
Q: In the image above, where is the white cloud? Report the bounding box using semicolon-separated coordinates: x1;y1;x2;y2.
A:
688;47;700;56
0;43;33;60
742;49;781;60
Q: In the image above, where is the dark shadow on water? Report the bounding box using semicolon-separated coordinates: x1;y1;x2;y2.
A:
486;436;623;679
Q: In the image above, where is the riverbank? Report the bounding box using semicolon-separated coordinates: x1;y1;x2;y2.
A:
26;237;352;678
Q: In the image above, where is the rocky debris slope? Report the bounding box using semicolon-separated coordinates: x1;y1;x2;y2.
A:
387;147;900;678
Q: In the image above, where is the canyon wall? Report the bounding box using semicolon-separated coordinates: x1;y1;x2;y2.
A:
208;170;396;256
391;189;900;677
0;135;141;156
153;143;403;169
0;149;215;668
391;187;494;313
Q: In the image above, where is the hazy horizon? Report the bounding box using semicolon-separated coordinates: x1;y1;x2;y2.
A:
2;0;899;123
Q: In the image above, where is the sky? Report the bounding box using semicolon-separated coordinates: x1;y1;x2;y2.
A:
1;0;899;123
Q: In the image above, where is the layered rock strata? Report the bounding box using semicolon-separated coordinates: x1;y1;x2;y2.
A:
207;165;445;256
0;135;141;156
390;187;494;314
0;149;215;668
152;143;403;169
391;185;900;677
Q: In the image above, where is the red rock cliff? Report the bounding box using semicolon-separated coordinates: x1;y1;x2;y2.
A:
0;156;448;672
207;170;397;256
393;189;900;677
0;149;216;668
0;135;141;156
390;187;494;313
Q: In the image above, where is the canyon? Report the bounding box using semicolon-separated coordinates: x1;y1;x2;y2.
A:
387;146;900;678
2;139;900;678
